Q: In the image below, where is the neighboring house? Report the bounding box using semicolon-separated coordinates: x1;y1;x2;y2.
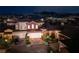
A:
6;18;17;26
4;18;17;30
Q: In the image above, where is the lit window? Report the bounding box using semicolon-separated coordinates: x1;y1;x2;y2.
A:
32;24;34;29
28;25;30;29
36;25;38;29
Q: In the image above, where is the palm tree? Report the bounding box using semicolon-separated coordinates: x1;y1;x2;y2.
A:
25;33;30;45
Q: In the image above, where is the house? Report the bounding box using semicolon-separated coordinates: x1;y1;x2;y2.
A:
4;18;17;30
6;18;17;26
15;21;40;31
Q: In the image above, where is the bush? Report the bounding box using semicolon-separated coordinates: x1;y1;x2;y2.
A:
0;38;12;49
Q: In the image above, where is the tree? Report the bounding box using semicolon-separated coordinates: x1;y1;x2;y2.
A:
42;32;59;53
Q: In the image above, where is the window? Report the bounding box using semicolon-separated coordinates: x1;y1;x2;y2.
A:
28;25;30;29
32;24;34;29
36;25;38;29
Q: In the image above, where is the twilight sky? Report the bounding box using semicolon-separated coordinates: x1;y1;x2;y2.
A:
0;6;79;14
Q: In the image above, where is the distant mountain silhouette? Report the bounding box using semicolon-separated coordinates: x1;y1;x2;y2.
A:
0;11;79;19
34;11;79;18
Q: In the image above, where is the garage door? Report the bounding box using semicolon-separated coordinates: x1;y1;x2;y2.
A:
27;32;43;39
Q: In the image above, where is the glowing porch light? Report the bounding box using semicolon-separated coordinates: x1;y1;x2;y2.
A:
54;30;60;39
